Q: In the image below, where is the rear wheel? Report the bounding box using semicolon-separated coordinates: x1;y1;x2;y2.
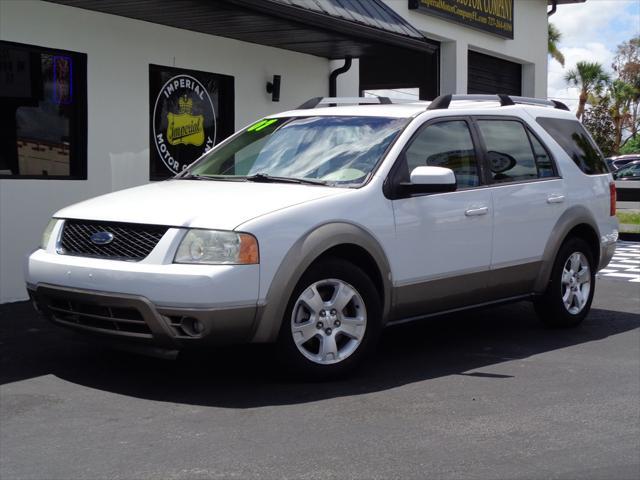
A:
276;258;381;378
534;237;595;327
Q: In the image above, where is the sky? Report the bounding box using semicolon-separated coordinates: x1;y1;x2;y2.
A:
548;0;640;109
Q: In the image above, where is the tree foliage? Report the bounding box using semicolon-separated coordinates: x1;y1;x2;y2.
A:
573;36;640;155
612;36;640;85
582;100;616;156
564;62;610;120
548;23;565;67
620;135;640;154
612;36;640;142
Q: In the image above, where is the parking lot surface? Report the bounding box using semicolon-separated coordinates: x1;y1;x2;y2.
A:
598;241;640;282
1;248;639;479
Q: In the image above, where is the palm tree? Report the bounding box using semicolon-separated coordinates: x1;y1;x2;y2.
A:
565;62;610;120
608;80;636;153
548;23;565;67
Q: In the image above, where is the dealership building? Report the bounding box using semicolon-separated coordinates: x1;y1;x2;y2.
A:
0;0;582;303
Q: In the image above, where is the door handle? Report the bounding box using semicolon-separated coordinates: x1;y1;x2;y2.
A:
547;194;565;204
465;206;489;216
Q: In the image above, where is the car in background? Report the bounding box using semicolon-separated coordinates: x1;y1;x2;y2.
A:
607;154;640;171
613;160;640;180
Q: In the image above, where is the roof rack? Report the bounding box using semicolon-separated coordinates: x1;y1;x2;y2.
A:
297;96;394;109
426;94;570;111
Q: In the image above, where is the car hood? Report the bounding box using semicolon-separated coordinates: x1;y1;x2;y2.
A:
55;180;347;230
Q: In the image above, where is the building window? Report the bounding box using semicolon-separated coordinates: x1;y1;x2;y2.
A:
0;41;87;179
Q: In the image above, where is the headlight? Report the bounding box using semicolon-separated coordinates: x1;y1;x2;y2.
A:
174;230;259;265
41;219;57;250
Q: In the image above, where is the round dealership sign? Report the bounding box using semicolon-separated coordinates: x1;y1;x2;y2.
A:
152;74;216;175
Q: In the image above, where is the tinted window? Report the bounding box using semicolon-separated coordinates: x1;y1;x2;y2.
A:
0;41;86;178
530;133;555;178
615;163;640;178
536;117;608;175
477;120;539;183
402;120;479;188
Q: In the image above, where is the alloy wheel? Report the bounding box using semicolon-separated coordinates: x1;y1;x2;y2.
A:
561;252;591;315
291;278;367;365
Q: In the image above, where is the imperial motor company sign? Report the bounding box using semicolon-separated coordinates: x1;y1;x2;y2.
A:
409;0;514;39
149;64;234;180
152;74;216;175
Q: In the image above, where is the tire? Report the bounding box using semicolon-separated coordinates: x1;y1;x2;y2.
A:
534;237;596;328
276;257;382;379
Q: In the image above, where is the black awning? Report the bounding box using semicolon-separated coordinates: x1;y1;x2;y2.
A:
47;0;437;59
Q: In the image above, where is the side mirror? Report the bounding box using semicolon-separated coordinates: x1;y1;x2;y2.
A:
390;166;457;198
410;166;456;187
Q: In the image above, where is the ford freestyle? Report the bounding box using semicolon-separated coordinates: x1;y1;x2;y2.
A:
26;95;619;377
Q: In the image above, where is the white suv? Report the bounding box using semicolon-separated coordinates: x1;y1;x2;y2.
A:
27;95;619;377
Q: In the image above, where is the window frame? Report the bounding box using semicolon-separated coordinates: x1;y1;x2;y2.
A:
0;40;87;180
470;115;561;186
384;115;487;200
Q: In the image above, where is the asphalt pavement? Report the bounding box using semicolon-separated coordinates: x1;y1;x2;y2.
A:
1;258;639;479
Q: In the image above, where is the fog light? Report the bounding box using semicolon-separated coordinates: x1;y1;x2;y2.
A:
180;317;205;337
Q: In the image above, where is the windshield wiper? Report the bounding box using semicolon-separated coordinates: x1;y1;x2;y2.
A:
178;173;243;181
243;173;329;186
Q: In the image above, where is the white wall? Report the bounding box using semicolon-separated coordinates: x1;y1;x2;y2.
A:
0;0;329;303
384;0;549;98
329;58;361;97
0;1;550;303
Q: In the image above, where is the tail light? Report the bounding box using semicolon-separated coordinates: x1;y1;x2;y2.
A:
609;182;616;216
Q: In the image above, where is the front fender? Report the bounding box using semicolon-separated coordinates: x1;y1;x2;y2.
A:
250;222;392;343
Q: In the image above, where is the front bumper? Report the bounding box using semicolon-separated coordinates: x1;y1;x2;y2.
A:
28;284;257;348
26;248;260;309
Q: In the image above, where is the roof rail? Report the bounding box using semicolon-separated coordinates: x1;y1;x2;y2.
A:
426;94;570;111
297;96;393;109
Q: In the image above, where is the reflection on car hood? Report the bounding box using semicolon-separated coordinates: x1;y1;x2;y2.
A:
54;180;347;230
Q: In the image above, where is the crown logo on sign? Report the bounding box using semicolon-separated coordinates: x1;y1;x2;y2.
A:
178;94;193;114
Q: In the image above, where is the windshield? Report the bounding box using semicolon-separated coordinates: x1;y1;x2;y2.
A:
183;116;407;186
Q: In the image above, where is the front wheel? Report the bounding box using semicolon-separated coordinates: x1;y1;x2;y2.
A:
276;258;382;378
534;237;596;328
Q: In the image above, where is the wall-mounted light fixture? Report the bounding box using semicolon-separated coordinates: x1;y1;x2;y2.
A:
266;75;281;102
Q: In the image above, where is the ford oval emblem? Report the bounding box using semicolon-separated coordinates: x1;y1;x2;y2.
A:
90;231;114;245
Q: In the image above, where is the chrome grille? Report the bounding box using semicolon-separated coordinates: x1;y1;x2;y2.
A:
61;220;168;261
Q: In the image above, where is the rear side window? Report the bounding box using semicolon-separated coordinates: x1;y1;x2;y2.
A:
536;117;608;175
530;134;555;178
476;120;552;183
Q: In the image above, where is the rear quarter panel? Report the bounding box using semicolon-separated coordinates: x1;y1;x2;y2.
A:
523;109;618;269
